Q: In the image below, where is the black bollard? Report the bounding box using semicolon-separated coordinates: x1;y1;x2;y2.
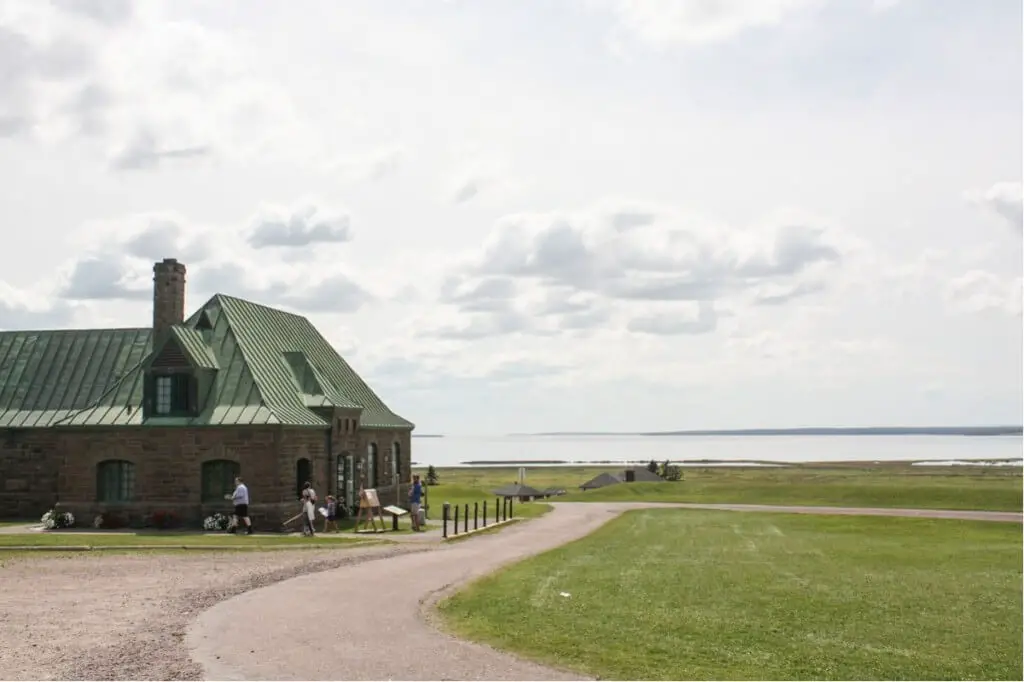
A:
463;504;469;533
510;497;515;518
474;502;479;530
453;504;459;535
495;497;500;524
483;500;488;527
442;502;450;538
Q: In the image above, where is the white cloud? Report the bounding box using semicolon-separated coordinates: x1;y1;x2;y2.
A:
945;270;1023;317
966;181;1024;235
604;0;822;47
0;0;1020;432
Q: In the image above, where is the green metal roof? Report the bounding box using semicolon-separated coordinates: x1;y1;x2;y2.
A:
0;328;150;427
0;294;413;430
170;326;220;370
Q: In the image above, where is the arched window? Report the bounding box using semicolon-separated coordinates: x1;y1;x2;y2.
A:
366;443;378;488
296;458;312;498
201;460;240;503
96;460;136;503
392;441;402;480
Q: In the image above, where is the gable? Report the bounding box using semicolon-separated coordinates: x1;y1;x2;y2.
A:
215;295;410;428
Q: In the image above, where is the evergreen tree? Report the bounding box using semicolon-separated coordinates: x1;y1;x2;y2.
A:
426;465;439;486
646;459;659;474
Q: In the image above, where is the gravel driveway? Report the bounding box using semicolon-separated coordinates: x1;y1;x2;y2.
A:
0;544;429;681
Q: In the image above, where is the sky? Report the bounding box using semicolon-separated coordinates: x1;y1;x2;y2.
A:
0;0;1021;435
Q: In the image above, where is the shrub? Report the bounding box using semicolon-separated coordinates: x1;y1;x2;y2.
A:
203;513;230;531
150;510;180;530
41;509;75;530
426;465;440;486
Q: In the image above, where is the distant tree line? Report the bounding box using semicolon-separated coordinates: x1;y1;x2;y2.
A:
647;459;682;481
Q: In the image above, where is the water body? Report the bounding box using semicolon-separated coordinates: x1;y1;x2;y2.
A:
411;434;1024;468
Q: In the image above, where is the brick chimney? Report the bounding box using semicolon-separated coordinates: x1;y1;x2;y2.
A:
153;258;186;338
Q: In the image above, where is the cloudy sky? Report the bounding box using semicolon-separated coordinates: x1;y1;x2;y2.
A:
0;0;1020;434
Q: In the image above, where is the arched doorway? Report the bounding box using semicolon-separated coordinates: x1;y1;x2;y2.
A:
296;458;311;499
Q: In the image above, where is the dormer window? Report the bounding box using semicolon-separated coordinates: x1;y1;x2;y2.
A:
153;373;195;415
196;310;213;332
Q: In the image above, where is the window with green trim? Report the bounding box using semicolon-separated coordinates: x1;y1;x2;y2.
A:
96;460;135;503
201;460;240;503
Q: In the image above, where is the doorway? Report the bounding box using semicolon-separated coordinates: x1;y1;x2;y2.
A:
336;452;354;513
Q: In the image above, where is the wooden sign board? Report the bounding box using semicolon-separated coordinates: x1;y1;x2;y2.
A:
354;488;385;533
360;488;380;508
383;505;407;517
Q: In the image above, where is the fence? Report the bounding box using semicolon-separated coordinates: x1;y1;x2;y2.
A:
441;496;515;538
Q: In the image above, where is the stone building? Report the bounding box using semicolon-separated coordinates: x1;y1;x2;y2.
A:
0;258;414;528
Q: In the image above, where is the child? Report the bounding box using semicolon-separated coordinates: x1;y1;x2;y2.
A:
301;483;316;536
323;495;338;533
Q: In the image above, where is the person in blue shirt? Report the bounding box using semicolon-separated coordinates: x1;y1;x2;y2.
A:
408;474;424;532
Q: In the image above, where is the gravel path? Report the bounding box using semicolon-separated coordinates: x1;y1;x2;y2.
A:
186;501;1021;681
0;544;430;681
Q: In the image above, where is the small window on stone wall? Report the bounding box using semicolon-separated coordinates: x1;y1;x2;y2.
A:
201;459;240;503
96;460;135;503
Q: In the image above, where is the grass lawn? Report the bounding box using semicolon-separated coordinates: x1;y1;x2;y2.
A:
417;482;553;521
0;531;378;549
418;464;1023;512
439;509;1023;681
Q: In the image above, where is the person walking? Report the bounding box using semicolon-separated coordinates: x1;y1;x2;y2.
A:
301;481;317;536
408;474;424;532
227;477;253;535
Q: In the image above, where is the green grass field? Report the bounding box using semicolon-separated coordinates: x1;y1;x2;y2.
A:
417;463;1023;512
439;509;1023;680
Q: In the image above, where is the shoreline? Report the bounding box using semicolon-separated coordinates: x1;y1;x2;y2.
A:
434;458;1024;469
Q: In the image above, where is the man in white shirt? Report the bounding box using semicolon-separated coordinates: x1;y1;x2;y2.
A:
300;481;317;536
228;477;253;535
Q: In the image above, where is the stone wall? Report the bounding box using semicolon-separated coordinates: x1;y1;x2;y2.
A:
0;422;413;527
54;425;330;529
0;429;61;518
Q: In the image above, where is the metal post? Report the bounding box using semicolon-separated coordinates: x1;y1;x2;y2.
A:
453;504;460;535
473;502;479;530
442;502;449;538
392;513;399;532
496;497;500;524
510;497;514;518
424;484;429;520
483;500;488;527
463;504;469;533
502;498;507;521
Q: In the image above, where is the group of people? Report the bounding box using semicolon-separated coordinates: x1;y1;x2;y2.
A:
220;474;426;535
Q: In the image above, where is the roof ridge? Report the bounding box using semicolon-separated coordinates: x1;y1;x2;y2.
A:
0;326;149;335
212;293;310;322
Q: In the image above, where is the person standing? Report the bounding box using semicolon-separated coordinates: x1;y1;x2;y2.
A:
227;477;253;535
322;495;338;533
408;474;424;532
